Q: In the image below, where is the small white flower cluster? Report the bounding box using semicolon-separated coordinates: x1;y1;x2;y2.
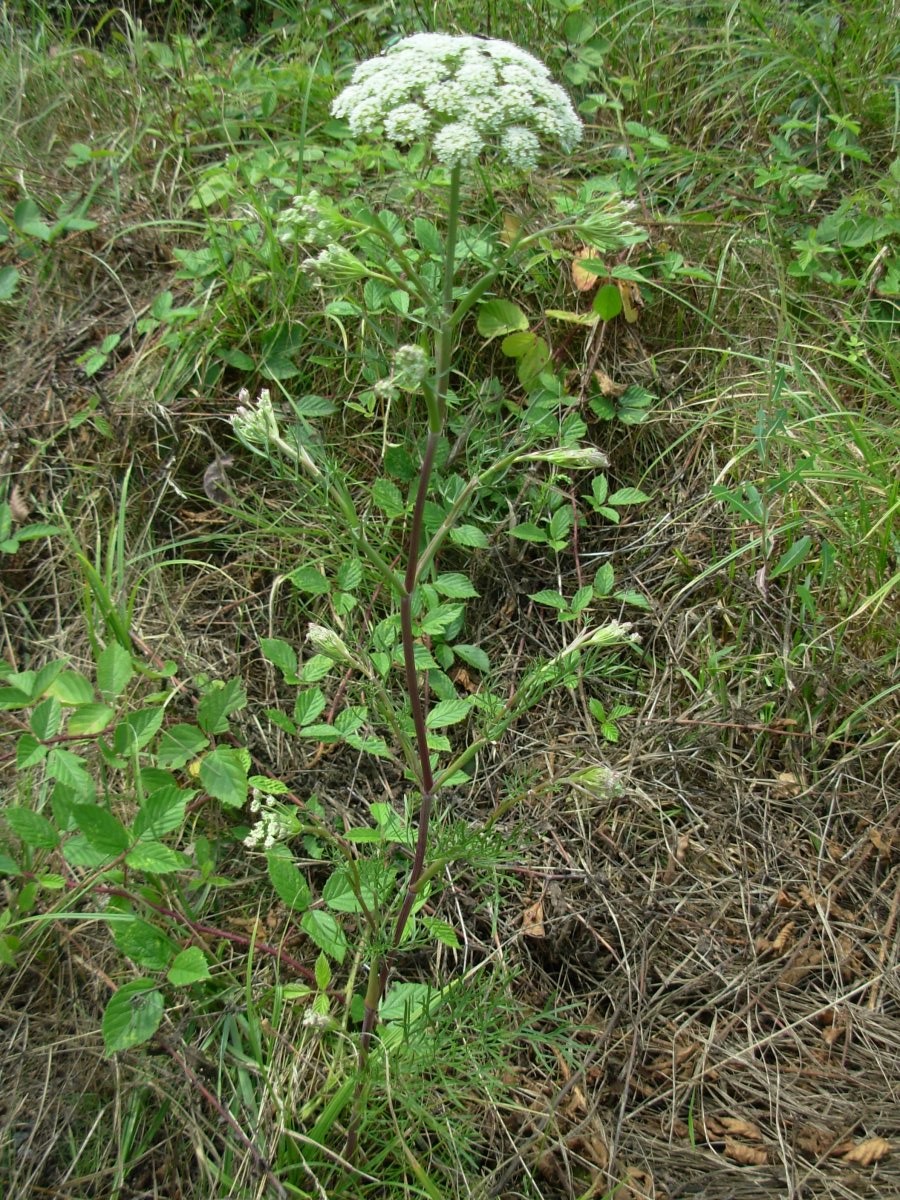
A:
276;189;338;247
331;33;583;170
371;343;432;403
243;791;298;849
301;242;369;284
231;387;281;446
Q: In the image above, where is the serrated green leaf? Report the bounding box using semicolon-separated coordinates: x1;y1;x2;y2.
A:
266;846;311;911
449;525;489;549
477;299;529;339
548;507;574;544
322;869;362;913
5;806;59;849
199;747;248;808
314;951;332;991
433;572;479;599
336;558;363;590
102;981;163;1053
197;678;247;736
421;915;460;949
425;697;473;728
614;589;652;610
113;708;164;756
46;748;95;797
287;565;330;596
156;723;209;769
293;689;327;727
607;487;651;506
249;776;289;795
453;643;490;673
593;563;615;595
125;840;187;873
16;733;47;769
30;696;62;740
46;670;94;706
371;478;406;518
300;654;334;683
67;703;115;735
510;522;546;542
132;786;188;839
97;642;133;701
260;638;299;680
62;834;113;868
418;603;463;636
529;590;569;611
114;917;177;971
73;804;130;855
0;854;21;875
301;910;348;964
167;946;211;985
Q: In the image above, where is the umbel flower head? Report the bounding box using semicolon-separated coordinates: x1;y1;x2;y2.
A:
331;33;583;170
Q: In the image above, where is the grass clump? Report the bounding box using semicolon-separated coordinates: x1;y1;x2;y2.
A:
1;1;898;1197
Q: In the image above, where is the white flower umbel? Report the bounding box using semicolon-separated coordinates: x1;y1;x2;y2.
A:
331;33;583;169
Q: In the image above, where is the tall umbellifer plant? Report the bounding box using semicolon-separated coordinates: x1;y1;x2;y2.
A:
233;32;642;1154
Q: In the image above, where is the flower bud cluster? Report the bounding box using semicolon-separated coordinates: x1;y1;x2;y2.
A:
276;189;340;247
331;33;583;170
243;791;299;849
231;387;280;446
301;242;370;284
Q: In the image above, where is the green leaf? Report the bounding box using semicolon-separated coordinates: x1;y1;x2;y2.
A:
769;535;813;580
132;786;188;839
286;565;330;596
16;733;47;769
125;840;187;873
449;524;489;549
30;696;62;740
199;747;248;808
0;853;21;875
102;980;164;1053
414;217;442;255
336;558;363;591
46;748;95;797
197;678;247;736
517;336;551;387
113;708;164;755
608;487;651;505
0;266;20;300
425;697;473;728
14;198;52;240
46;670;94;706
549;507;574;544
321;870;363;914
593;563;615;595
421;915;460;949
593;284;623;320
477;299;529;340
5;806;59;849
156;724;209;769
260;638;299;681
510;522;546;543
167;946;211;986
314;951;332;992
614;589;652;610
73;804;130;855
433;572;479;599
300;655;334;683
301;910;348;964
266;846;311;912
371;478;406;518
418;603;463;636
97;642;133;701
293;689;327;727
529;590;569;611
67;703;115;735
453;643;490;673
114;917;177;971
63;834;113;868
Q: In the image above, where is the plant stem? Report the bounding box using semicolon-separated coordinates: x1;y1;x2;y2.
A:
346;165;463;1160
